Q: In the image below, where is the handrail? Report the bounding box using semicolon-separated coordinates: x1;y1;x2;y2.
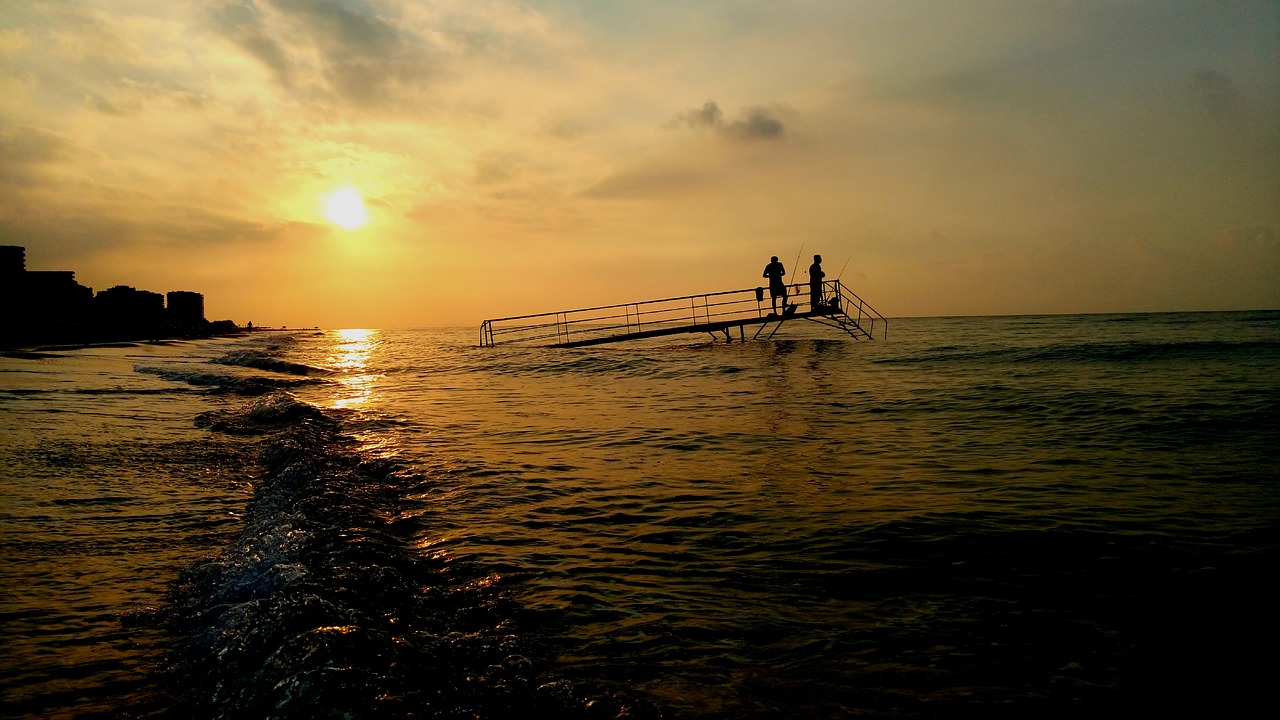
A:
831;280;889;340
480;281;887;346
484;286;764;326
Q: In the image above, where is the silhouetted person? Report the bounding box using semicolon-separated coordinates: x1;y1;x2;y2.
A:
763;256;788;314
809;254;825;310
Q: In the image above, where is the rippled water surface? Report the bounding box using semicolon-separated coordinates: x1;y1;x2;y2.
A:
2;313;1278;718
0;341;257;717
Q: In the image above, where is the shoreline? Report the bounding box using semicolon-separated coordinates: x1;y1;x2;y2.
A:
1;330;247;358
0;327;325;359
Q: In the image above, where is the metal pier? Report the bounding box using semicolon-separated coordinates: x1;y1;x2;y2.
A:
480;280;887;348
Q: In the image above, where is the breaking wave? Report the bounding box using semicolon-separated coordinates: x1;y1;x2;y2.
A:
211;350;334;377
136;365;322;395
165;392;658;719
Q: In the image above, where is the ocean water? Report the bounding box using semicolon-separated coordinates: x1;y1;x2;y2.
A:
2;312;1278;719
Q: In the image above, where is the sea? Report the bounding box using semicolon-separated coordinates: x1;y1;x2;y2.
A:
2;311;1277;719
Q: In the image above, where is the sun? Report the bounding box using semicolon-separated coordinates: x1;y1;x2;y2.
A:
324;188;368;229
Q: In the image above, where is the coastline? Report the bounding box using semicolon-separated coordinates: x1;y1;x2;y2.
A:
1;328;247;357
0;325;325;357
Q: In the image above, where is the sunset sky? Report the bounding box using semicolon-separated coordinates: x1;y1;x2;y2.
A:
2;1;1277;328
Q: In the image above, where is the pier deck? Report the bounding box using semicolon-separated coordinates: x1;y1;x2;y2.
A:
480;280;886;347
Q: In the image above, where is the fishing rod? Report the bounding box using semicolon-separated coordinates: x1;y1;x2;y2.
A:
826;256;852;309
789;242;805;306
836;257;851;280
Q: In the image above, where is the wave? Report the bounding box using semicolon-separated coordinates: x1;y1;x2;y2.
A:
878;338;1280;366
480;347;766;381
167;392;654;719
1;386;190;397
193;392;340;434
211;349;334;377
136;365;323;396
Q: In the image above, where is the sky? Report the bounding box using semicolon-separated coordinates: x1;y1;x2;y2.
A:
1;0;1277;328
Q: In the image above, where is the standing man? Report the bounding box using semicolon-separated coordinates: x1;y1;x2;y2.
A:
763;256;788;315
809;254;825;310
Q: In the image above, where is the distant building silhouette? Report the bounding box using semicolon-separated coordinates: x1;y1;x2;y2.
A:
94;285;164;338
1;246;94;344
166;291;206;325
1;245;233;347
1;245;25;275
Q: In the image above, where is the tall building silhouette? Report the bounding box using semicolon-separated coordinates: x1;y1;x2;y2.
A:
1;245;94;344
1;245;220;346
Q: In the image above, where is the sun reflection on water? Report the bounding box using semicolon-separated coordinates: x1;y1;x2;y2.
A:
328;328;381;410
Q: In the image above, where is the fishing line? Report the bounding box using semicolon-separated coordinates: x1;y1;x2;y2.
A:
790;242;804;305
836;257;850;279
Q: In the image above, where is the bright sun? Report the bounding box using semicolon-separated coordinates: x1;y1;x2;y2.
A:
324;188;368;229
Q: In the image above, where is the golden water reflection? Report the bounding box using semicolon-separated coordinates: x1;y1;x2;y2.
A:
328;328;381;410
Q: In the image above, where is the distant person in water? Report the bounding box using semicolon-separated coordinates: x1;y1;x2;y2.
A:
809;254;825;310
763;256;788;314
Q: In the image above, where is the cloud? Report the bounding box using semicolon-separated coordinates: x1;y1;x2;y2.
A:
674;100;723;129
273;0;400;53
209;0;440;107
579;166;710;199
85;78;210;117
0;126;72;167
672;100;787;141
0;127;75;188
216;8;296;88
724;106;786;140
472;151;528;185
1190;69;1242;117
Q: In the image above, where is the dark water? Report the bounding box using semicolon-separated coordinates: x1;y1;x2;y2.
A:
2;312;1278;718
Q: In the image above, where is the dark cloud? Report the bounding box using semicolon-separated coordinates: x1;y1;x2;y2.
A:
209;0;437;106
0;211;135;263
209;2;297;87
272;0;399;54
724;106;785;140
671;100;786;141
88;94;129;116
579;167;709;199
0;201;302;265
545;120;587;140
1190;69;1241;117
0;127;72;167
237;26;297;87
473;152;525;185
85;80;209;117
0;127;74;187
675;100;724;129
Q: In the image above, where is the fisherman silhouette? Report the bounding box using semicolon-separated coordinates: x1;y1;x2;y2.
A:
763;256;789;315
809;254;825;311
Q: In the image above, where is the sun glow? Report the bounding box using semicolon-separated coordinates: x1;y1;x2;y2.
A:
324;188;368;229
328;328;380;409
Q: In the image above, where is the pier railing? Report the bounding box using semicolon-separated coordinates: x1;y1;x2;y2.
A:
828;280;889;341
480;280;887;347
